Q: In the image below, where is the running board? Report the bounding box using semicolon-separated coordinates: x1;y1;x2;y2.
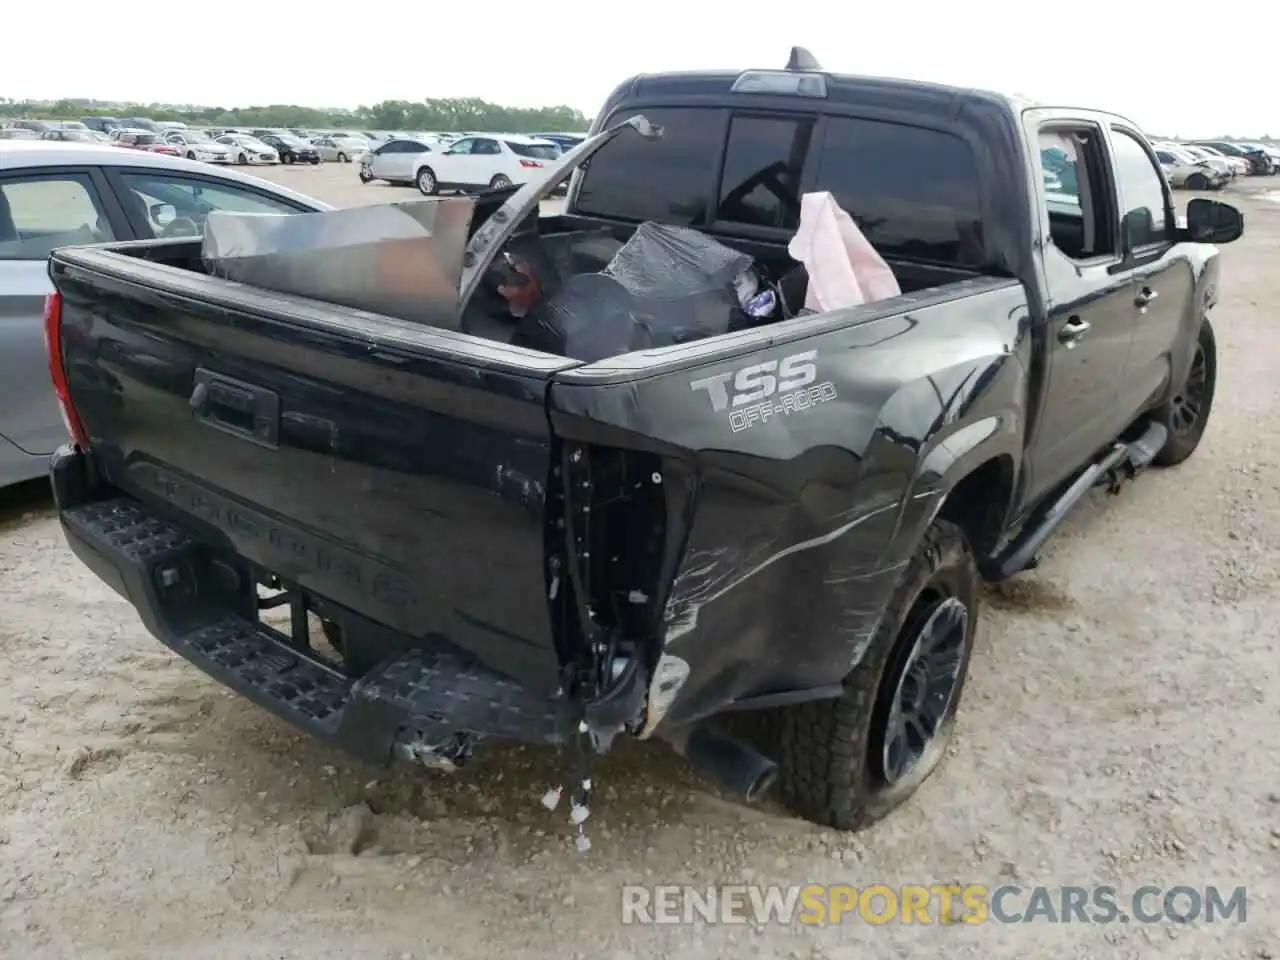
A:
982;421;1168;582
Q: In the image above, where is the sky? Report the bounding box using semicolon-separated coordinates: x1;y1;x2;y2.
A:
1;0;1272;138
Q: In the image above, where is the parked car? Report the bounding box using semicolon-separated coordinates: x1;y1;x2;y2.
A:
112;131;181;156
1232;141;1280;172
163;130;233;164
358;138;435;185
120;117;160;132
530;132;586;153
7;119;56;134
81;117;121;133
311;134;369;163
1177;144;1245;177
1152;145;1229;190
0;140;329;488
1190;140;1273;175
256;133;321;165
213;134;280;165
411;134;561;195
0;129;40;141
40;130;104;144
39;52;1242;832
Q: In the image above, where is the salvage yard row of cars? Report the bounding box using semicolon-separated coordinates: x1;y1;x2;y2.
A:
0;117;585;178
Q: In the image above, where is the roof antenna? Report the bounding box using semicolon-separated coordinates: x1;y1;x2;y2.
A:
786;47;822;71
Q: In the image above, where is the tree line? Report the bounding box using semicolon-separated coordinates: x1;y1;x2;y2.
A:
0;97;591;133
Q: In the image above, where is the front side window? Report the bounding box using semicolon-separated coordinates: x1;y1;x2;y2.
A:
1110;129;1171;248
0;174;115;260
814;117;985;266
117;172;306;239
715;115;814;230
576;106;723;225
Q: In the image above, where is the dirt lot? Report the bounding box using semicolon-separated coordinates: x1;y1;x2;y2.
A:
1;165;1278;959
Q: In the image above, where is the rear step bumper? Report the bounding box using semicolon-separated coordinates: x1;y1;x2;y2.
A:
58;489;571;767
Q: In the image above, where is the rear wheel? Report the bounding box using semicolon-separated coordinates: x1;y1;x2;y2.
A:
359;170;373;184
186;150;197;161
1187;172;1209;190
777;519;978;830
282;152;294;165
1151;318;1217;466
237;152;248;165
489;174;512;189
337;152;348;163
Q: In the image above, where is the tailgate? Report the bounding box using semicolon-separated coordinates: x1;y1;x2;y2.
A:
52;249;579;695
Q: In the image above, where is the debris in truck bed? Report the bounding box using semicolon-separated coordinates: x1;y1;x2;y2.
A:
512;222;754;361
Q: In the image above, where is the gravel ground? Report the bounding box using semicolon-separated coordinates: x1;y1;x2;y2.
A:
1;165;1277;959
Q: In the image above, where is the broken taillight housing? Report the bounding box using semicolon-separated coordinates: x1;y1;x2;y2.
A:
43;292;90;448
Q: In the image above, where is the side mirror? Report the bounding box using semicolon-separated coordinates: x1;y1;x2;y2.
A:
150;203;177;227
1184;198;1243;244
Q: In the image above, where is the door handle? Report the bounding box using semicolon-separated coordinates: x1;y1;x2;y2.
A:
190;368;280;448
1135;286;1159;308
1058;316;1091;347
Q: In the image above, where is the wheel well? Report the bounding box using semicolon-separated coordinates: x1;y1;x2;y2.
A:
938;456;1014;558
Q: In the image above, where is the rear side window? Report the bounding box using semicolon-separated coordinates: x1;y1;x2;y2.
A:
506;141;559;160
0;174;115;261
814;118;984;266
715;115;814;230
576;107;722;225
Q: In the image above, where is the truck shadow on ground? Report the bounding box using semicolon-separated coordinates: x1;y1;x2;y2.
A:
0;478;56;533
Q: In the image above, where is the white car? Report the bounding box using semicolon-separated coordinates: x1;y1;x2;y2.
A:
311;134;370;163
164;130;233;164
357;138;436;185
410;134;560;195
214;134;280;166
1152;145;1229;190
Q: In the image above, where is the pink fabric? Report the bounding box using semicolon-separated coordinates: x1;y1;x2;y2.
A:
787;191;901;312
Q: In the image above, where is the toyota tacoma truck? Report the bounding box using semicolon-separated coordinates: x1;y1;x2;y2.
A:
44;50;1242;831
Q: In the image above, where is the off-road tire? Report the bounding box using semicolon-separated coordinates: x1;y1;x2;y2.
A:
777;518;979;830
1151;317;1217;466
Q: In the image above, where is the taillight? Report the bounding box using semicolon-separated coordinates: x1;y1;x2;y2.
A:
43;292;89;448
519;159;544;169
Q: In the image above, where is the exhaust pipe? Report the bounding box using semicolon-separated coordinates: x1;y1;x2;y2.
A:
660;724;778;803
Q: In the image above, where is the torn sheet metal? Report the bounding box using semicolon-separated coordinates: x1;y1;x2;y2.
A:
202;197;476;327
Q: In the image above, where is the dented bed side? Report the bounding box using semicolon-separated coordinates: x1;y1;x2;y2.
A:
549;276;1031;730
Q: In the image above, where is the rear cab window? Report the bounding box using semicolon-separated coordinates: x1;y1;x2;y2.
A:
575;105;985;266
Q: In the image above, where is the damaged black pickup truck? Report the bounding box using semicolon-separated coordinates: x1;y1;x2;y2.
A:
45;50;1243;831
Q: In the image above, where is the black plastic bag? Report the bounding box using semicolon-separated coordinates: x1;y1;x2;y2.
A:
514;223;753;362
